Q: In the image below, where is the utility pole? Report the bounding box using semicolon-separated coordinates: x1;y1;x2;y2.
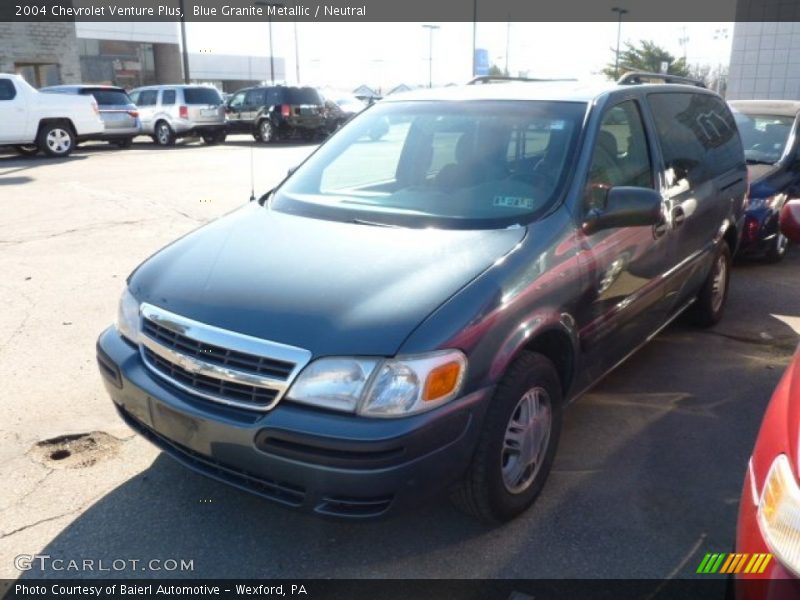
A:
294;20;300;84
422;24;440;88
679;26;690;63
611;6;628;79
254;1;285;84
179;0;190;83
505;19;510;76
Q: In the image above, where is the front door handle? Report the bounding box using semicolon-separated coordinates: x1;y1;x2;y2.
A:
673;206;686;227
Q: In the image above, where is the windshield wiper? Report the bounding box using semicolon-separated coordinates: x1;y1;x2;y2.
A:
256;189;273;206
746;158;776;165
351;218;400;228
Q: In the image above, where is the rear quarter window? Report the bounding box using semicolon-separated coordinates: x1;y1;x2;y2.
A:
648;92;743;185
183;87;222;105
0;79;17;100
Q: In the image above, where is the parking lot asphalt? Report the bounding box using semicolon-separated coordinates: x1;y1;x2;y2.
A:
0;137;798;581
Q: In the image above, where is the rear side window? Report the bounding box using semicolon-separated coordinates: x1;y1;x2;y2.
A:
183;87;222;105
0;79;16;100
286;87;323;105
136;90;158;106
648;92;742;187
161;89;176;105
265;88;282;105
82;89;130;105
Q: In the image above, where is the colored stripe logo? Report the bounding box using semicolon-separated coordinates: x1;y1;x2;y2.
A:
696;552;772;574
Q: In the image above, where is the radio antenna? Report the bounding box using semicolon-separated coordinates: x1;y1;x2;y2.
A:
249;144;255;202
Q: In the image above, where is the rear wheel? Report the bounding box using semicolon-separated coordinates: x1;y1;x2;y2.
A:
14;145;39;157
256;120;274;143
153;121;175;146
451;351;562;523
38;123;75;157
690;242;731;327
765;232;788;263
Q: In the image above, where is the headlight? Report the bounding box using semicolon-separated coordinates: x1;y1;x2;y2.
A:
757;454;800;575
286;350;467;417
116;287;140;344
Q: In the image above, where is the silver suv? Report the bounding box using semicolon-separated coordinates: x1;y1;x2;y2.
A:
128;85;226;146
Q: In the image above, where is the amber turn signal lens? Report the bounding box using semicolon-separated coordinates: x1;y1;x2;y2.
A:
423;361;462;402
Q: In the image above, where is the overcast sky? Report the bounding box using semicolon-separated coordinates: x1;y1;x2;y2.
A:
185;21;735;92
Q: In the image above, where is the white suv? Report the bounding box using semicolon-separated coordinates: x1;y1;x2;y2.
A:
0;74;104;157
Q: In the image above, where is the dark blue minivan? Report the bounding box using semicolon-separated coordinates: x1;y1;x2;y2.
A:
731;100;800;262
98;78;747;522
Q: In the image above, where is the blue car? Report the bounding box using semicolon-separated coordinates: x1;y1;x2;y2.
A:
730;100;800;262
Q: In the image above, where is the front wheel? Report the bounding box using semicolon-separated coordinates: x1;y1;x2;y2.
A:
38;123;75;157
451;351;562;523
690;242;731;327
765;232;788;263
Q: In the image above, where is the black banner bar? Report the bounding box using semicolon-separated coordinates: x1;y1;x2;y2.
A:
2;0;800;22
2;578;800;600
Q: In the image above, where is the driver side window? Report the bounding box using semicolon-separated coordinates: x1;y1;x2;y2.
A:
229;92;245;110
584;100;653;214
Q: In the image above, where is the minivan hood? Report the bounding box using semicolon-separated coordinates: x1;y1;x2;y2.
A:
129;204;525;357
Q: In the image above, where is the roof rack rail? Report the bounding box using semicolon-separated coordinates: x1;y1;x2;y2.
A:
468;75;578;85
617;71;706;88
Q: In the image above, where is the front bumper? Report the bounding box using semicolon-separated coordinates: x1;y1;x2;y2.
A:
97;327;491;518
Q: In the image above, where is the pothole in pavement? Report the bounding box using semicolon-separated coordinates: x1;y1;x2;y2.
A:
29;432;122;469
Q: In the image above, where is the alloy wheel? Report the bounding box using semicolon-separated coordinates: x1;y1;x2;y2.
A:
501;387;552;494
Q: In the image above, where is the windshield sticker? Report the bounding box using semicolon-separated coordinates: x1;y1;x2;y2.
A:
550;120;566;130
493;196;535;210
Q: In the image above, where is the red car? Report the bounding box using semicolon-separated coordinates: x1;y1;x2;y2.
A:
735;201;800;597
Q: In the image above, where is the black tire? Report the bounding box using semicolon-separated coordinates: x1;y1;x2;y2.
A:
765;232;788;263
153;121;176;146
256;119;274;144
202;131;227;145
113;137;133;149
690;242;732;327
37;122;75;157
451;351;563;524
14;145;39;157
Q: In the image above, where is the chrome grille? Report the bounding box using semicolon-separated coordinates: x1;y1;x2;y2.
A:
138;303;311;412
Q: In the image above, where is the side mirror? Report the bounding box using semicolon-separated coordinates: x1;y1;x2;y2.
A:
583;186;662;235
780;199;800;243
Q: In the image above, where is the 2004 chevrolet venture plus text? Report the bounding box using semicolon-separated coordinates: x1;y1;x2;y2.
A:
97;79;747;522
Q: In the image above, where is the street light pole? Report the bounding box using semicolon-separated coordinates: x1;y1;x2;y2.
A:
254;1;285;84
611;6;628;79
422;24;440;88
294;20;300;84
179;0;190;83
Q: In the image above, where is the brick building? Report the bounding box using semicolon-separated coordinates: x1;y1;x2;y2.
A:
0;22;82;86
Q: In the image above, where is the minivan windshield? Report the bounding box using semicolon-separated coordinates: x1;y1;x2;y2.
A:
732;110;795;164
272;100;586;228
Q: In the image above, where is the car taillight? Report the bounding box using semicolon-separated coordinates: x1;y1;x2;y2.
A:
281;104;291;117
744;215;760;242
127;110;139;118
179;105;188;119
